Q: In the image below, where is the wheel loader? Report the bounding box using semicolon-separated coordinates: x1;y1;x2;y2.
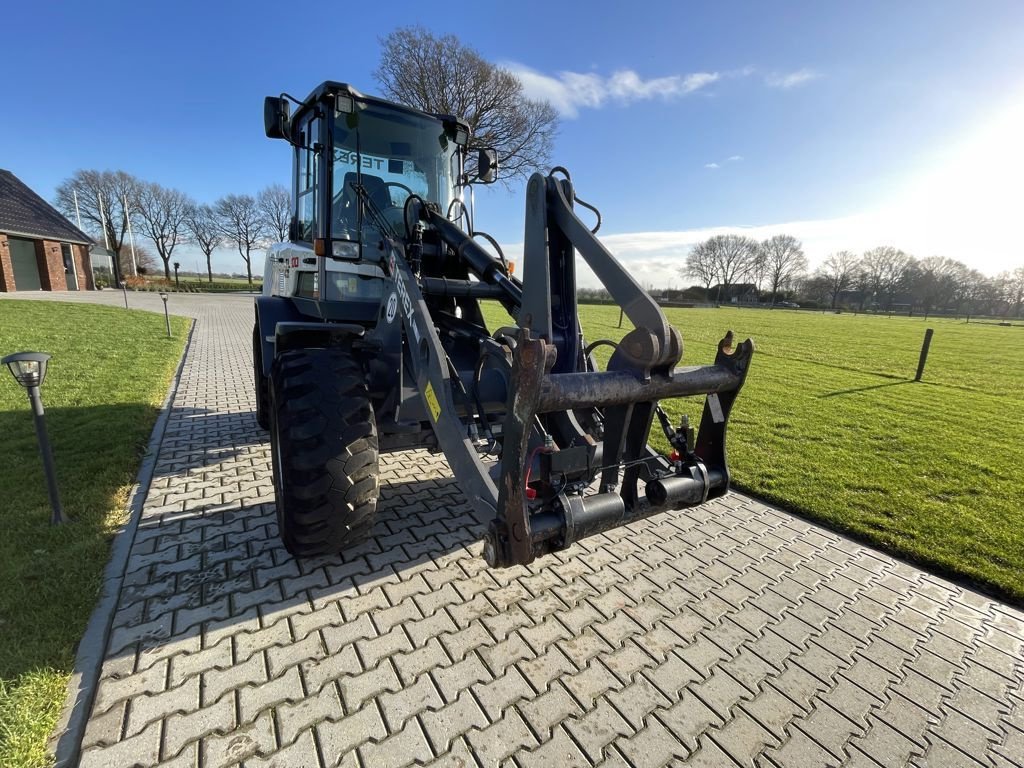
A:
255;81;754;568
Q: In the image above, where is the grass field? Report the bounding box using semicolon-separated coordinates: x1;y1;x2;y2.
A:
483;303;1024;601
0;301;189;767
129;276;261;293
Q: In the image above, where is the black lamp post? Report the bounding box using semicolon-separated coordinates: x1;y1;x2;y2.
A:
160;292;171;338
1;352;68;525
120;280;128;309
173;262;180;290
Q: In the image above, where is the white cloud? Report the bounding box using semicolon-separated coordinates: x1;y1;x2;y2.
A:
765;69;821;89
704;162;720;169
503;63;721;117
680;72;722;93
500;188;1022;290
505;63;821;116
727;155;743;162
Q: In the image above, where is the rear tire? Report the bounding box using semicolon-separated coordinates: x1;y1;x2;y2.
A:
254;323;270;430
269;347;379;556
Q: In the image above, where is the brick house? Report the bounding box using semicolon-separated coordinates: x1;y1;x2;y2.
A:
0;169;94;291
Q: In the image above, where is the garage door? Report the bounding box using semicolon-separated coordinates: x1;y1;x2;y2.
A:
9;238;41;291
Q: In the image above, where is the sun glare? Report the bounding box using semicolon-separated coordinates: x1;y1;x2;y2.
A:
877;90;1024;272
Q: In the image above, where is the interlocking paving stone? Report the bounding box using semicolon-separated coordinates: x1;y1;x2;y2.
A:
15;291;1023;768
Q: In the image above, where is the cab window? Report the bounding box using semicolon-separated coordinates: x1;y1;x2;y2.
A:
295;117;319;242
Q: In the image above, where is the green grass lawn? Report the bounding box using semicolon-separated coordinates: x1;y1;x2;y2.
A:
132;276;261;293
483;303;1024;601
0;301;189;767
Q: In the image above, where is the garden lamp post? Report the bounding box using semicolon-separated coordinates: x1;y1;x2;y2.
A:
160;292;171;338
173;262;180;290
1;352;67;525
120;280;128;309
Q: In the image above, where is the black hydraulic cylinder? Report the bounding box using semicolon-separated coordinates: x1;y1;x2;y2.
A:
559;492;626;548
525;467;727;558
421;277;508;300
646;467;726;507
425;210;522;304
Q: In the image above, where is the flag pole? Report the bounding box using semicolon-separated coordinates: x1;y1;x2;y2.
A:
123;194;138;276
73;190;83;230
97;192;118;284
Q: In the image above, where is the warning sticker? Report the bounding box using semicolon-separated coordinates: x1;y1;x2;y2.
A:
424;382;442;423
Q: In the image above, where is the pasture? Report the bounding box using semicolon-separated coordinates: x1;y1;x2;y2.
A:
484;303;1024;601
0;301;189;766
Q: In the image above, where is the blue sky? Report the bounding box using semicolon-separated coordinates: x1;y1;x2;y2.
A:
2;1;1022;285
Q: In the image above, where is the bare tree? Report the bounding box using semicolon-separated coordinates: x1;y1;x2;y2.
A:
970;274;1004;317
817;251;861;309
54;170;142;284
682;241;717;294
134;182;190;280
996;267;1024;317
258;184;291;242
860;246;913;310
184;203;222;282
955;268;991;320
375;26;559;183
215;194;266;286
119;243;158;276
747;247;768;294
760;235;808;305
795;273;834;306
908;256;962;315
687;234;760;303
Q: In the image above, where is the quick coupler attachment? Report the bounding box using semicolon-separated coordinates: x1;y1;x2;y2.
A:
484;330;754;568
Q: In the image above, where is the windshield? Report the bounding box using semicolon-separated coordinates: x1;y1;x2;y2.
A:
332;101;460;248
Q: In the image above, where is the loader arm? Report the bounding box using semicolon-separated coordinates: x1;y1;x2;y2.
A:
482;172;754;567
401;171;754;568
385;242;501;517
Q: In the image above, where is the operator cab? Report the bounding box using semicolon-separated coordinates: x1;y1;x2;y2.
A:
262;82;473;321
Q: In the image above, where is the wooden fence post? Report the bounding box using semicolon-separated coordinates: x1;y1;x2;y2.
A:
915;328;934;381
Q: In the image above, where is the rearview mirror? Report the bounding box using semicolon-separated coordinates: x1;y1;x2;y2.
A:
264;97;291;140
477;148;498;184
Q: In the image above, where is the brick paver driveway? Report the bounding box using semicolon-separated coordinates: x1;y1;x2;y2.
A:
7;292;1023;767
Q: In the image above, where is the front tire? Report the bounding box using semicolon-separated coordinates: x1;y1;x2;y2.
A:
254;323;270;430
269;347;379;556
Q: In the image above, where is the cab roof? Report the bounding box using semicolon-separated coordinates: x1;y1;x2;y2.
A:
293;81;470;137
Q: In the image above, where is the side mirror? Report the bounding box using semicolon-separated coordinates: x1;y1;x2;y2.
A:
264;97;291;140
476;148;498;184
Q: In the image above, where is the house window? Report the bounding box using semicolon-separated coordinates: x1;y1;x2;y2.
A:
60;243;74;272
61;243;80;289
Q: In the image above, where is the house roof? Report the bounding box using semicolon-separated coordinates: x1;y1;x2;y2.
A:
0;169;92;245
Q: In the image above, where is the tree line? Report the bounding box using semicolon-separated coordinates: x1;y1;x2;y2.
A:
682;234;1024;318
54;170;290;286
